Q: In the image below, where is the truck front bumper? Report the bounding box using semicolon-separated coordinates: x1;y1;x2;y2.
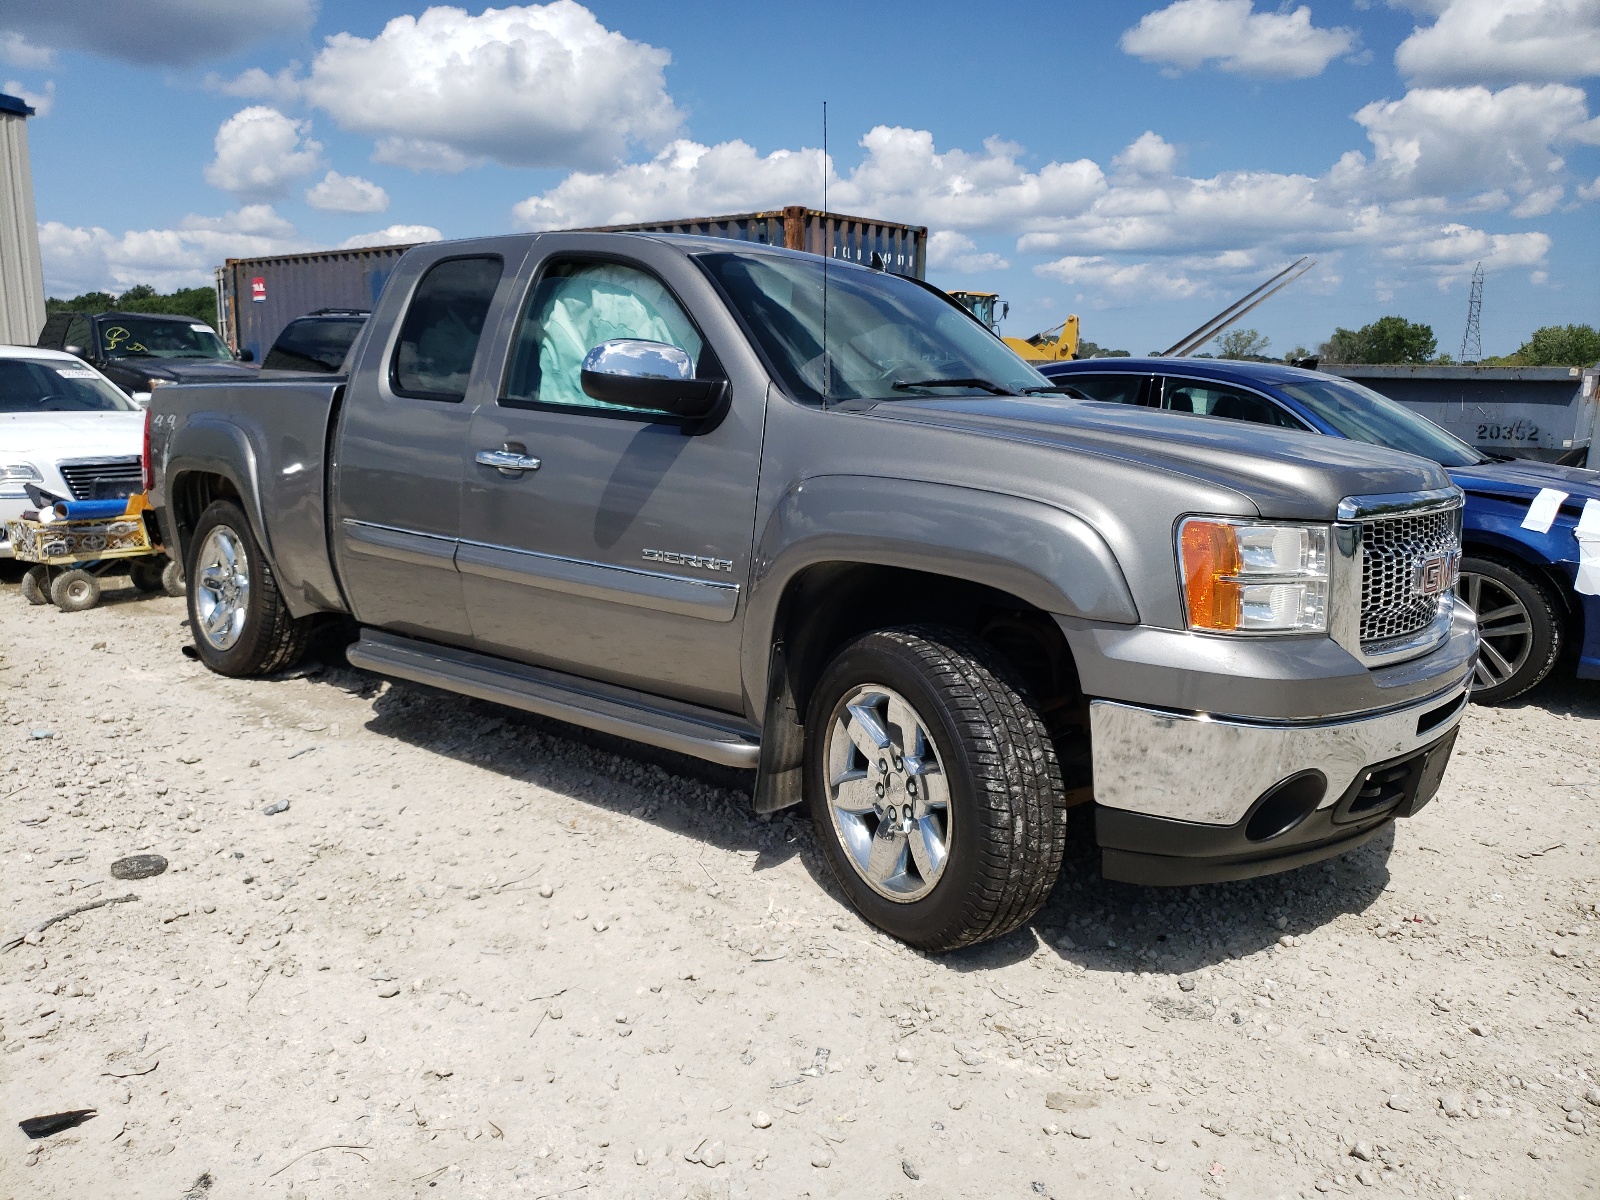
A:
1090;679;1469;886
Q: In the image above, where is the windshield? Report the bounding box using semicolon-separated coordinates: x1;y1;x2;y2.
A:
697;251;1049;403
263;317;365;373
0;357;133;412
1279;378;1485;467
101;318;233;361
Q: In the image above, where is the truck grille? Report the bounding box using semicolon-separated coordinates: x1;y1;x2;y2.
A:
1359;504;1462;647
57;457;144;502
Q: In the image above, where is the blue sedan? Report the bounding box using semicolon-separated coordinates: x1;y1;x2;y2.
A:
1040;357;1600;704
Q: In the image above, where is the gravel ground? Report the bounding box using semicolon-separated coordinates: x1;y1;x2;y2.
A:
1;575;1597;1200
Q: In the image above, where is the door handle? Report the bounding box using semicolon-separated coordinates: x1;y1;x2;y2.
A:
475;448;541;475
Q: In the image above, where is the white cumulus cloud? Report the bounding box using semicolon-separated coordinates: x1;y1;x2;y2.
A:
1393;0;1600;85
927;232;1010;273
204;106;323;200
0;31;52;68
1333;83;1599;202
298;2;681;171
205;64;306;106
339;224;443;249
1120;0;1357;79
305;170;389;214
38;206;306;296
370;137;483;174
1;0;314;68
512;127;1104;233
1035;255;1205;302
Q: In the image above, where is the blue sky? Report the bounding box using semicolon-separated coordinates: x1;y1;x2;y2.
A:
3;0;1597;357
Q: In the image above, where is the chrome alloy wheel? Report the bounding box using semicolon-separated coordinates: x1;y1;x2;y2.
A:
823;684;953;903
1458;570;1533;692
194;525;251;651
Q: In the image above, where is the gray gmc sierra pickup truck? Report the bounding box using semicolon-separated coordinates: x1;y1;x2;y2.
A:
147;232;1479;951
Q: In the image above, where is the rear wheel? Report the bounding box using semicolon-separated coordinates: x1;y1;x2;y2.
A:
1457;555;1562;704
186;500;313;677
128;559;164;593
20;565;49;606
804;626;1067;953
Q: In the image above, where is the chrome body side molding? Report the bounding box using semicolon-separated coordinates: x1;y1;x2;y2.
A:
346;628;761;768
455;538;739;622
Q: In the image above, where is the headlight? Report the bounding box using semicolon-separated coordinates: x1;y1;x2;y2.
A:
1179;518;1330;634
0;462;43;499
148;377;173;391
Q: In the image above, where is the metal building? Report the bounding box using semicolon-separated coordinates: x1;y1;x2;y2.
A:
0;91;45;346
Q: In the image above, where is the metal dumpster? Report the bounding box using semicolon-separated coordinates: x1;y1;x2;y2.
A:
1323;364;1598;466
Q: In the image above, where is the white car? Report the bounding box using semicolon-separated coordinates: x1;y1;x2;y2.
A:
1;344;145;558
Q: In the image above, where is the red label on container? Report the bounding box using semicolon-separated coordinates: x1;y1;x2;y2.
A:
251;277;266;302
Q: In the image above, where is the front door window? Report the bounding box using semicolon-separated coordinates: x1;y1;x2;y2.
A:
503;262;711;411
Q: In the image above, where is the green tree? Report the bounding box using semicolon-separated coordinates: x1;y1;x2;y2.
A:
1077;339;1130;358
44;285;219;326
1319;316;1436;364
1216;328;1270;359
1513;324;1600;367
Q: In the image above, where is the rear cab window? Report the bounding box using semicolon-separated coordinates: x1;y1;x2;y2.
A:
391;256;505;401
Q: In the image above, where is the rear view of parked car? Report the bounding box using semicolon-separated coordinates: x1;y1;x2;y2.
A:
1042;357;1600;703
261;309;369;373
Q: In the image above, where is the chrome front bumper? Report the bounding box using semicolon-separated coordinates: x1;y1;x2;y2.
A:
1090;677;1471;828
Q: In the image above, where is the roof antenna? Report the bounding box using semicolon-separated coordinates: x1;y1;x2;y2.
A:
821;99;830;410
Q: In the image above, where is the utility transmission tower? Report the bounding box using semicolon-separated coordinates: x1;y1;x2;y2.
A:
1459;262;1483;362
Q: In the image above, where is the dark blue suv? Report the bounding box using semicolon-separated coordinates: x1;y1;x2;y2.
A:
1041;357;1599;704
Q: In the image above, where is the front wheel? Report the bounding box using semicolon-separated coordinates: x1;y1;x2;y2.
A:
804;626;1067;953
186;501;312;677
1457;555;1562;704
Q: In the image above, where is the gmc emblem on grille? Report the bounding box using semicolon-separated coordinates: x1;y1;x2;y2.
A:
1414;551;1460;596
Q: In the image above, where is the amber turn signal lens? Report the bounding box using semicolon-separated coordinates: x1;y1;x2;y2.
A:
1181;520;1243;631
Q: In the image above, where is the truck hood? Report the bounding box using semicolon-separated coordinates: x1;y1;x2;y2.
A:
868;395;1452;519
127;357;260;383
0;411;145;458
1449;459;1600;504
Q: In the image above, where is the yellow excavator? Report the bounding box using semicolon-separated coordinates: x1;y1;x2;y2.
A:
947;290;1079;362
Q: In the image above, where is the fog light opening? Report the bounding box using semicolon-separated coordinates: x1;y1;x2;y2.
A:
1245;771;1327;843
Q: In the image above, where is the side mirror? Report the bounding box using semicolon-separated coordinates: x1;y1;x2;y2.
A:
579;340;727;419
238;348;255;363
63;344;84;357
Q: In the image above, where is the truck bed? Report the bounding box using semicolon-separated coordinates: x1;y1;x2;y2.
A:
152;375;348;619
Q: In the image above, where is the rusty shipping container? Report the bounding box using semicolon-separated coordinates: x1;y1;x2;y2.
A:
214;244;413;360
212;207;927;359
579;207;928;279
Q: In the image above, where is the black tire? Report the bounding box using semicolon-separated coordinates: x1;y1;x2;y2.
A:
1458;554;1562;705
20;565;50;606
160;557;185;597
804;626;1067;953
186;500;313;677
50;568;101;612
128;558;165;593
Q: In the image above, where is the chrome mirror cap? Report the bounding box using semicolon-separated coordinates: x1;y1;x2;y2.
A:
581;339;693;382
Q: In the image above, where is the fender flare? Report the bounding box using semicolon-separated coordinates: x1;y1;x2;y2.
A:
164;416;279;584
740;474;1139;709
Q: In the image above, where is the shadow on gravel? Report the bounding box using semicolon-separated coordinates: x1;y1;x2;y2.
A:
946;813;1396;978
269;638;1402;975
279;641;828;885
1502;668;1600;721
